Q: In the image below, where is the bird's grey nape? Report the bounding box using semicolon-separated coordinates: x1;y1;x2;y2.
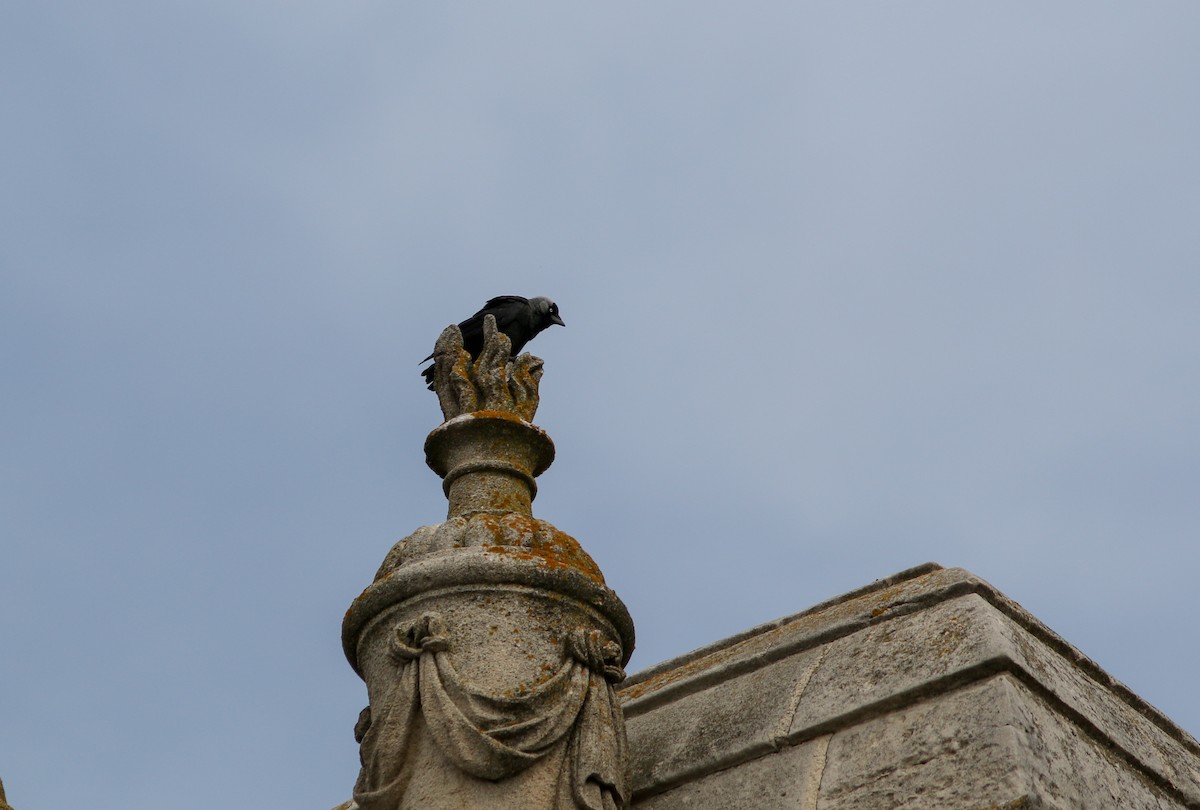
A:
429;314;544;423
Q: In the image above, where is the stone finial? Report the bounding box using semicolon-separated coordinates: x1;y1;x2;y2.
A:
341;325;634;809
0;778;13;810
430;315;544;423
425;411;554;519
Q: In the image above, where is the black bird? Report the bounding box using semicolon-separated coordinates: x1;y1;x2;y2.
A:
421;295;565;388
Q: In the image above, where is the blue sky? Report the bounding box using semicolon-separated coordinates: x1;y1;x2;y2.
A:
3;4;1198;807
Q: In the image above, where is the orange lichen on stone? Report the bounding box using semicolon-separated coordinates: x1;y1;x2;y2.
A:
480;489;530;514
470;512;608;585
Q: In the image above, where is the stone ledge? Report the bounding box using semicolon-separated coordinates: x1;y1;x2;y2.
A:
633;735;830;810
620;564;1200;808
621;562;943;708
625;648;822;793
816;674;1182;810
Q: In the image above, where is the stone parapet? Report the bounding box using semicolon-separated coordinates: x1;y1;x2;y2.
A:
619;563;1200;809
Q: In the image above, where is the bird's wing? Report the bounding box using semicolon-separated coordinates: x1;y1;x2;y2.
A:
476;296;530;320
457;296;529;354
465;296;528;331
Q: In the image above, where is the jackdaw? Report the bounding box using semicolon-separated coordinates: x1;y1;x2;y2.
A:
421;295;565;388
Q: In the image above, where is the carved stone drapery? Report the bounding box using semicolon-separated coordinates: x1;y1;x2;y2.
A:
353;614;627;810
341;318;633;809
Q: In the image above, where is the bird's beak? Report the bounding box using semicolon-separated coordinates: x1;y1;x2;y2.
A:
551;313;565;327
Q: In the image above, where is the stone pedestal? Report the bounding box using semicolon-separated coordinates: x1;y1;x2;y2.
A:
342;322;633;810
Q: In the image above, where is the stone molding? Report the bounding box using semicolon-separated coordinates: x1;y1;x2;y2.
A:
343;515;634;679
620;564;1200;809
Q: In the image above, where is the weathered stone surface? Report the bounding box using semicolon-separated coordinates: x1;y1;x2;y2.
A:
999;618;1200;806
818;676;1033;809
624;650;820;794
360;708;576;809
632;735;829;810
822;674;1182;810
619;564;1200;808
779;588;1200;805
344;514;634;682
424;412;554;517
787;592;1019;739
621;563;953;709
1006;677;1182;810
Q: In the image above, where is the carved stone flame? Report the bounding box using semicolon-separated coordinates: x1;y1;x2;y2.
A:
430;314;544;423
